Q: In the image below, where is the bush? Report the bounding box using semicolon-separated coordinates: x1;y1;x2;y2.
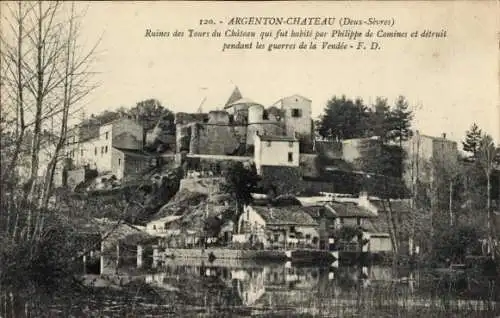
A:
432;224;481;264
0;213;85;295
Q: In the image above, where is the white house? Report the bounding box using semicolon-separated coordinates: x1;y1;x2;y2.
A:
65;117;144;179
146;215;183;237
237;205;319;248
253;133;300;175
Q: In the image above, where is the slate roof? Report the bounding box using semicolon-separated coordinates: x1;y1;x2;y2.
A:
225;97;262;108
113;147;154;157
224;86;243;108
251;205;318;226
325;202;377;218
301;205;336;221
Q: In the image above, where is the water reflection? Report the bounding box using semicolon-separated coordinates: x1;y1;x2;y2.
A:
2;255;498;317
94;255;499;316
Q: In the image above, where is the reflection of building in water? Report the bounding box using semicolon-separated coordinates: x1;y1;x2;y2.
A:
233;267;267;306
232;265;325;306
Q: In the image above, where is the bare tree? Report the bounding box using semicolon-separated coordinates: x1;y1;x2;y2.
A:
1;1;100;239
1;2;29;176
39;2;100;210
478;134;496;259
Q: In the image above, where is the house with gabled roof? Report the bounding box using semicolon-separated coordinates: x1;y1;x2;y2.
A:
324;199;392;253
324;201;378;229
238;205;319;248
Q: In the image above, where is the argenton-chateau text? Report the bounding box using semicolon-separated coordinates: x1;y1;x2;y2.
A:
227;17;337;26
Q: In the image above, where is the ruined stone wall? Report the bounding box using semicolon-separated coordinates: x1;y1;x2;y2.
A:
342;138;382;170
299;154;320;178
175;112;208;125
190;123;247;155
207;111;230;124
315;140;343;159
176;123;194;153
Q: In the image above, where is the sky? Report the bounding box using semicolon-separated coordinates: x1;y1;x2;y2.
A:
65;1;499;145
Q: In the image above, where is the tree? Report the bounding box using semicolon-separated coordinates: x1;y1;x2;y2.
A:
317;95;369;140
366;97;391;141
433;224;481;264
130;98;175;133
203;216;223;238
462;123;482;158
93;110;121;125
478;134;496;258
221;162;259;233
387;95;413;147
1;0;99;236
40;2;99;210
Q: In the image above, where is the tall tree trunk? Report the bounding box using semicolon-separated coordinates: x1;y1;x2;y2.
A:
449;181;453;226
6;1;26;177
381;199;399;256
5;2;27;238
40;2;75;210
487;174;493;259
410;132;420;257
25;1;45;239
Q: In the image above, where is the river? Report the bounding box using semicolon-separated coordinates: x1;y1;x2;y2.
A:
1;256;499;317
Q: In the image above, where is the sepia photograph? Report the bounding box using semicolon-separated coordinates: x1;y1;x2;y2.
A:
0;1;499;317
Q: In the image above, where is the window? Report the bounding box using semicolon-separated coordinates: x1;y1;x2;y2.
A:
80;149;84;156
95;147;97;155
267;141;272;147
118;158;121;166
105;146;108;153
288;152;293;162
263;110;269;120
71;150;75;158
288;141;293;148
105;132;109;140
291;108;301;117
101;146;104;155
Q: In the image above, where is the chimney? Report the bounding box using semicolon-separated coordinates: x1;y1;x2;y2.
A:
359;190;368;200
442;133;446;139
358;191;369;207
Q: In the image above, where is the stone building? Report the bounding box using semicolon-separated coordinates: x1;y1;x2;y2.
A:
175;88;313;156
64;117;145;180
254;133;300;175
402;132;458;188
